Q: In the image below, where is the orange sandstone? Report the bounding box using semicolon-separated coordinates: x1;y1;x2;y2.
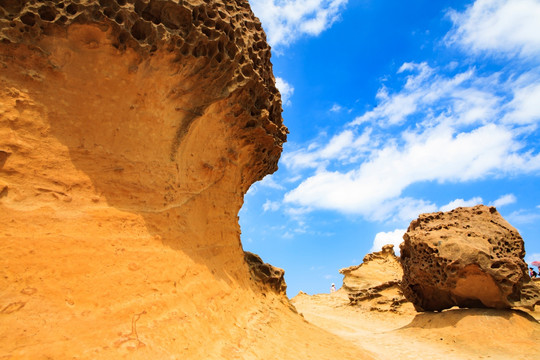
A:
401;205;540;311
339;244;410;312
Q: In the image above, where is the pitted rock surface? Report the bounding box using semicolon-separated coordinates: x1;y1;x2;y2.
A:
400;205;540;312
245;251;287;296
339;245;408;312
1;0;286;170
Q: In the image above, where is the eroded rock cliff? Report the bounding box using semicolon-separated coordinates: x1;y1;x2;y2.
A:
339;245;410;312
0;1;372;359
244;251;287;296
400;205;540;312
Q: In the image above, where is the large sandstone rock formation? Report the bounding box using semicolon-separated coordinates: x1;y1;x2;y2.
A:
400;205;540;312
339;245;410;312
0;1;373;359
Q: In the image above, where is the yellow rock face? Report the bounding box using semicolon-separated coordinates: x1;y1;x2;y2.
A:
339;244;410;312
0;1;373;359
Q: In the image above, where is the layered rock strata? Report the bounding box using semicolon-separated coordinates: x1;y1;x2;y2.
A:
400;205;540;312
0;1;373;359
339;245;409;312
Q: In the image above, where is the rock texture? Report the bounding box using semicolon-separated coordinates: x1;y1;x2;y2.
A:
0;1;373;359
245;251;287;295
339;245;409;312
400;205;540;312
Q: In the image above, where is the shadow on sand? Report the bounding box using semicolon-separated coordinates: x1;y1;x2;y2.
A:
400;307;539;330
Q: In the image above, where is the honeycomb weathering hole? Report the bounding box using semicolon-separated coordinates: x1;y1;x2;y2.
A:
20;12;36;26
130;19;151;41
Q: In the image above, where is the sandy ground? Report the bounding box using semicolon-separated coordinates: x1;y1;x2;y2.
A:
292;290;540;360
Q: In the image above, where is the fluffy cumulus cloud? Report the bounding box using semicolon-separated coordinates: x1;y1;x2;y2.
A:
370;229;406;255
282;0;540;222
502;81;540;125
490;193;517;208
440;197;483;212
284;94;540;220
250;0;348;48
275;77;294;106
446;0;540;58
282;128;372;170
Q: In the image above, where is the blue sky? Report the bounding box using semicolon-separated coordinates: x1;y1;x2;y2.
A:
241;0;540;296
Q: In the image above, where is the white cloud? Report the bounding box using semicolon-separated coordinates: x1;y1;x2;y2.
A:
259;174;286;190
284;121;540;220
395;198;437;222
446;0;540;58
285;174;303;183
502;82;540;125
275;76;294;106
283;206;311;228
282;128;371;170
440;197;483;212
283;231;294;239
351;64;503;128
246;174;285;197
368;198;436;224
263;200;280;212
278;0;540;224
490;193;517;208
283;45;540;221
370;229;406;255
330;104;343;112
251;0;348;48
506;209;540;224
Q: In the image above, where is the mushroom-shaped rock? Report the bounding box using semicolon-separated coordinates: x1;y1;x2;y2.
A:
400;205;540;311
0;0;297;358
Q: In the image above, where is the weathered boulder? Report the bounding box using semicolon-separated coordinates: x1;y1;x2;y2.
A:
339;245;409;312
400;205;540;311
245;251;287;296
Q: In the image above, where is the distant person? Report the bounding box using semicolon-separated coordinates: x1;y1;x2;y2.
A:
530;267;538;278
330;283;336;293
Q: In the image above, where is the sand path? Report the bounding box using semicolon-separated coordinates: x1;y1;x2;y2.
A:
292;291;540;360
